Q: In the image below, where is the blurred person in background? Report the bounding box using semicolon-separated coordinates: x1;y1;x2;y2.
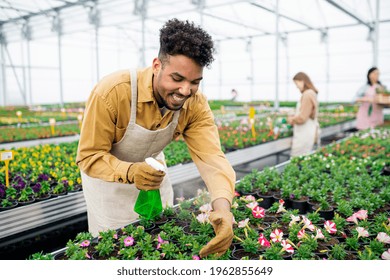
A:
287;72;320;157
76;18;235;258
354;67;385;130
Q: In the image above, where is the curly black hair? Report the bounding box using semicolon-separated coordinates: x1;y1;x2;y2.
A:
159;18;215;68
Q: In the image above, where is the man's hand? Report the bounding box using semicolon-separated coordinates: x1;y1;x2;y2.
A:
127;161;165;191
199;198;233;258
287;115;294;125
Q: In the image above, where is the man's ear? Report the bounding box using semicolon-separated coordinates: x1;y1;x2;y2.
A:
152;57;161;75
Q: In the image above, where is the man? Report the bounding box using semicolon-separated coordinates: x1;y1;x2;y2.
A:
76;18;235;258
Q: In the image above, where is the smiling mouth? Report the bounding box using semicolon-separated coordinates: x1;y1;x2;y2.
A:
172;93;186;102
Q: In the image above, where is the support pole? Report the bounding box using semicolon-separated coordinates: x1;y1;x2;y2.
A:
0;29;6;106
52;14;64;107
274;0;280;111
88;3;101;82
373;0;380;66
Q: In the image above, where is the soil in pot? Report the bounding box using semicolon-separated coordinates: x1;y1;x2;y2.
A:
312;205;334;220
230;249;260;260
291;197;308;214
0;199;18;211
256;192;275;209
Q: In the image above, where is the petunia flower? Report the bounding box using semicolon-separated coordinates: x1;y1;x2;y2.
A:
314;228;325;240
277;200;286;213
113;234;118;240
238;218;250;228
346;213;359;225
246;201;258;210
199;203;212;213
196;212;210;224
258;233;270;248
381;249;390;260
252;206;265;219
231;201;239;209
297;229;306;240
234;191;240;197
80;240;90;247
192;255;200;260
356;227;369;239
376;232;390;244
156;234;169;249
270;229;283;243
302;216;315;231
123;236;134;247
324;220;337;234
242;195;256;202
289;214;301;227
281;240;294;254
355;210;368;220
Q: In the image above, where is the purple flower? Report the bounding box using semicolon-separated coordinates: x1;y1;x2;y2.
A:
0;184;5;198
62;180;69;188
38;174;49;181
32;183;41;193
290;194;295;199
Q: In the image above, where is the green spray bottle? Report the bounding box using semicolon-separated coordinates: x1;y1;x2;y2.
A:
133;157;164;220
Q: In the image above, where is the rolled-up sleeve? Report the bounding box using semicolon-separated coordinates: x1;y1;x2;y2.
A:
183;96;236;204
76;83;132;184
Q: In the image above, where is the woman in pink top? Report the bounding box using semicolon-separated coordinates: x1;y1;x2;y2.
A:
355;67;385;130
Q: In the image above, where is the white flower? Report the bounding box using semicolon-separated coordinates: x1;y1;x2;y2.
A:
199;203;212;213
238;218;249;228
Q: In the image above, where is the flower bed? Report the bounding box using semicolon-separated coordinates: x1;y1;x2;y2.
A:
29;129;389;260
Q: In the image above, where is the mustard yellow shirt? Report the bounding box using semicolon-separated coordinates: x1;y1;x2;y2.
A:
76;67;235;203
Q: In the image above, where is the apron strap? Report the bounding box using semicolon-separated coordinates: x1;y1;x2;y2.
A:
129;69;138;125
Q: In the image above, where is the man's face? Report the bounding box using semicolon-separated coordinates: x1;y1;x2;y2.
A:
152;55;203;111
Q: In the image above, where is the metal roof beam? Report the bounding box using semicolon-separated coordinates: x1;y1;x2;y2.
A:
250;2;316;31
325;0;372;29
0;0;91;25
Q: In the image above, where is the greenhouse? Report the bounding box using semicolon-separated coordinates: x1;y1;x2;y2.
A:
0;0;389;272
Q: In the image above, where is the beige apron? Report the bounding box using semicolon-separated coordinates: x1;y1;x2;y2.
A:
81;69;180;236
290;93;320;157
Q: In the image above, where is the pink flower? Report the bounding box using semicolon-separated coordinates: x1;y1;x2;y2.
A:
289;214;300;227
346;213;359;224
297;229;306;240
258;234;270;248
113;234;118;239
238;218;249;228
192;255;200;260
234;191;240;197
199;203;212;213
281;240;294;254
277;200;286;213
381;249;390;260
246;201;258;210
85;252;91;259
356;227;369;239
302;216;315;231
252;206;265;219
355;210;368;220
376;232;390;244
123;236;134;247
324;221;337;234
270;229;283;243
196;213;210;224
80;240;90;247
314;228;325;240
242;195;256;202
